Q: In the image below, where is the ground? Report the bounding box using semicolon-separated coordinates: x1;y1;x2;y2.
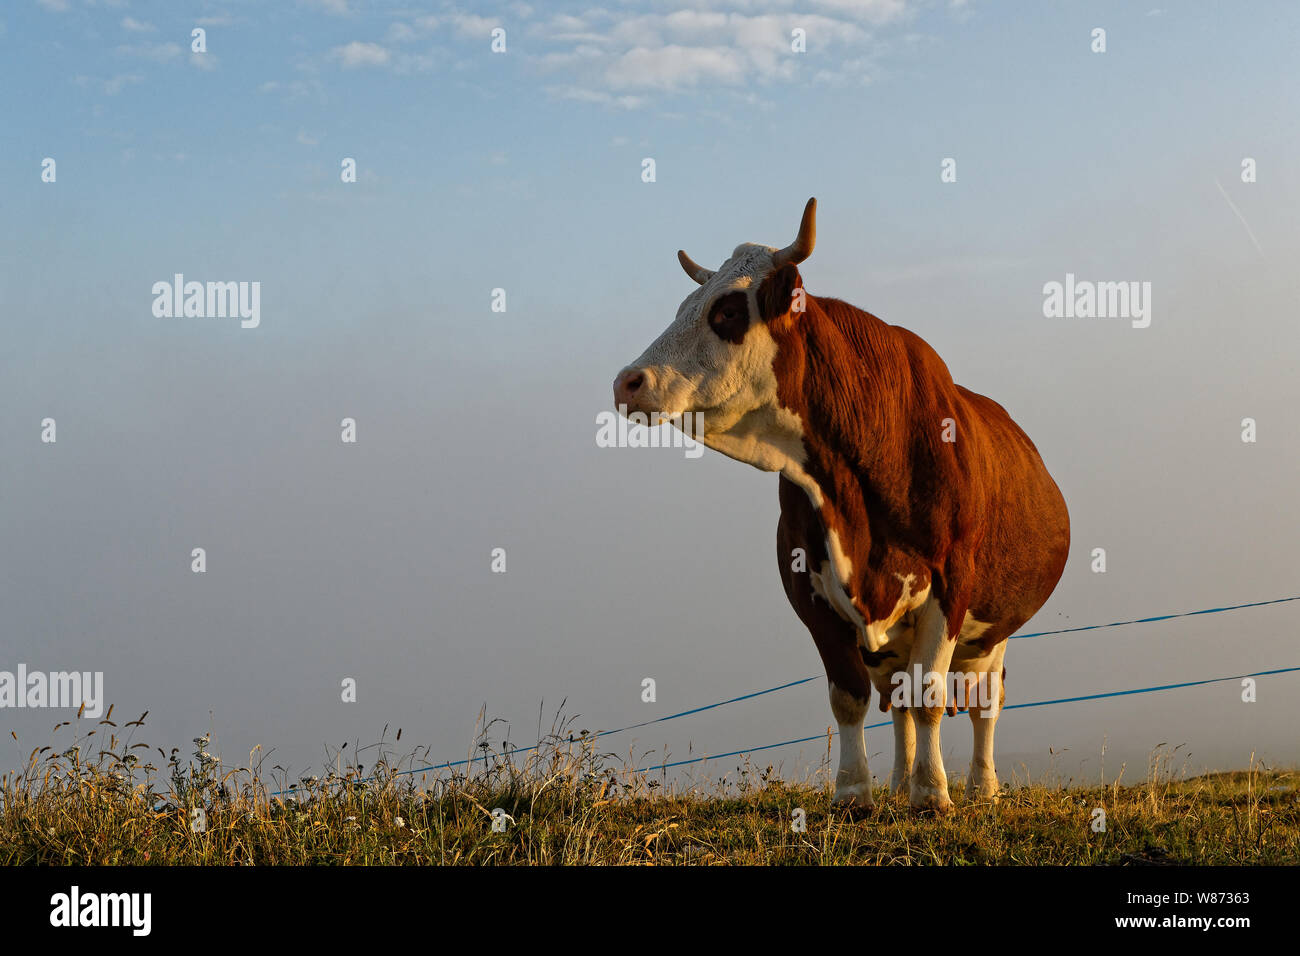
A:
2;714;1296;865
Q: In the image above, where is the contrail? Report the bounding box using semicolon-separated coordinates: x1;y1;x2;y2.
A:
1214;177;1264;257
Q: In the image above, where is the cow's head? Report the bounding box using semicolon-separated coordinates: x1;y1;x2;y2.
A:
613;199;817;445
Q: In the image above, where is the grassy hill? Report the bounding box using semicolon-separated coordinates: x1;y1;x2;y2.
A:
3;710;1296;865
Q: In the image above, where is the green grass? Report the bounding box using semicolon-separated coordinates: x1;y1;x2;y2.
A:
3;707;1296;865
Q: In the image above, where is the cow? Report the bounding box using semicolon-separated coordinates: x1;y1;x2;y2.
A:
612;198;1070;811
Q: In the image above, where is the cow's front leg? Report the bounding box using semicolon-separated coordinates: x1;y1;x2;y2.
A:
829;682;874;809
908;598;957;811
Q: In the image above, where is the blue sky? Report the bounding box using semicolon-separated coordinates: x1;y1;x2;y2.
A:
3;1;1299;789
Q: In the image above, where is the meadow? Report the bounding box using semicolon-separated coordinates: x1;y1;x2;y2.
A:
3;707;1296;866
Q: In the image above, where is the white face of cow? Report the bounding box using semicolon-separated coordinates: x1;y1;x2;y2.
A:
616;243;782;433
613;199;818;457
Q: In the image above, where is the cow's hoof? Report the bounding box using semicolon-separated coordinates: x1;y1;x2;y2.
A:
909;785;954;813
967;773;1001;805
831;783;877;815
833;800;877;819
970;787;1001;806
888;773;911;798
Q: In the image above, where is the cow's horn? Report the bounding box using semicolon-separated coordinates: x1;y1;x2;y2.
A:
771;197;817;269
678;249;715;285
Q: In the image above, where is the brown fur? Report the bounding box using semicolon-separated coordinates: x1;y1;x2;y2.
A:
765;275;1071;708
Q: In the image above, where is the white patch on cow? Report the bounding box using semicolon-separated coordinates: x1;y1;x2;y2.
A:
958;611;994;642
701;378;810;475
630;244;784;426
805;528;865;629
825;528;852;586
808;561;829;604
808;550;935;666
810;560;865;629
863;573;931;653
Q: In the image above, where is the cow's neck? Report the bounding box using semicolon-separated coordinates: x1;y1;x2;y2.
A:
769;295;921;574
699;294;925;561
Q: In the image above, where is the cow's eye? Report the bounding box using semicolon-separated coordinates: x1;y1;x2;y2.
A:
707;293;749;343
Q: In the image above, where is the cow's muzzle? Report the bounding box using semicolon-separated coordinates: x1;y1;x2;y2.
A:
613;366;653;414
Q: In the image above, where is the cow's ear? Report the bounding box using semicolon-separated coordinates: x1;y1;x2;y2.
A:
757;264;803;322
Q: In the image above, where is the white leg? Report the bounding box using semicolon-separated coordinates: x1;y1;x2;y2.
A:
968;646;1005;802
909;598;956;810
889;705;914;795
829;682;874;809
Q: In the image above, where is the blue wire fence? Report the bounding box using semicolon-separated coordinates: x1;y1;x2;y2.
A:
268;594;1300;796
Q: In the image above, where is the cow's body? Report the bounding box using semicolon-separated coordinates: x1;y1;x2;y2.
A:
615;200;1069;810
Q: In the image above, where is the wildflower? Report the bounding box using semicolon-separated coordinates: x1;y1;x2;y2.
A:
394;816;405;828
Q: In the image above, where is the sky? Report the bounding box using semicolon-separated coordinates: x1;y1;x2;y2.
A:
2;0;1298;794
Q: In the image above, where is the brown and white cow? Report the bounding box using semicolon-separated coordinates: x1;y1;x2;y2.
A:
613;199;1070;811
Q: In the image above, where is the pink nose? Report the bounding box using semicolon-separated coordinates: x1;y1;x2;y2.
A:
613;367;647;409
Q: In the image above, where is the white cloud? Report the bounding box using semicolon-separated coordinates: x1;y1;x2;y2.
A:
387;22;417;43
121;17;156;33
302;0;349;14
806;0;906;23
103;73;141;94
448;14;502;37
547;85;645;111
74;73;143;95
116;42;183;63
37;0;70;12
393;51;436;74
606;45;746;90
333;41;391;68
300;1;910;103
260;79;318;103
527;7;894;104
190;52;219;71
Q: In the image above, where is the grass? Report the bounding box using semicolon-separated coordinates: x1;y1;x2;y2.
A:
2;706;1297;865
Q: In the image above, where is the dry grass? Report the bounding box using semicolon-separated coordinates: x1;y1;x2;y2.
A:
3;707;1297;865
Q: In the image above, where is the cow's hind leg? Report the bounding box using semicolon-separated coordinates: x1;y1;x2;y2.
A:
967;645;1006;803
909;597;957;811
889;705;914;797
